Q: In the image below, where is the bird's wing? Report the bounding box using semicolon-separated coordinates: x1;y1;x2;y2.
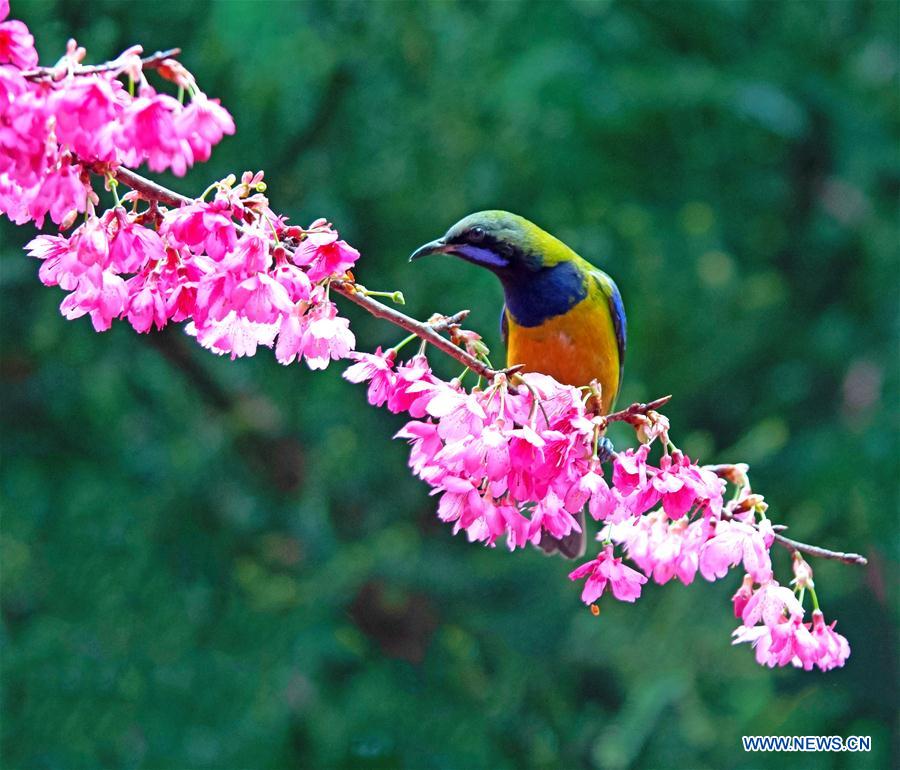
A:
499;304;509;345
589;268;627;389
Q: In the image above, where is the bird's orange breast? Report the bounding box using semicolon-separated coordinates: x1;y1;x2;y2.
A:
506;297;621;413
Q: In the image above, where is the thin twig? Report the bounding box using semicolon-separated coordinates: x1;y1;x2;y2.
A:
603;394;673;424
427;310;469;333
21;48;182;81
724;506;867;567
771;532;868;566
332;281;500;379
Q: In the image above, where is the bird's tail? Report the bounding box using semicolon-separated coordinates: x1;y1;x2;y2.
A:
538;509;586;560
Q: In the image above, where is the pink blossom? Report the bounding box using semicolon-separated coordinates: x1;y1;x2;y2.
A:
476;424;512;483
688;462;726;518
175;94;235;162
0;84;51;194
230;272;294;324
28;218;111;291
299;300;355;369
269;298;355;369
485;498;531;551
160;258;200;322
791;552;814;590
734;607;851;671
732;615;819;670
435;475;485;534
50;75;123;160
162;201;237;260
222;231;271;274
72;216;110;266
293;222;360;281
427;407;512;489
26;233;72;287
395;420;443;478
529;490;582;544
108;211;165;273
612;444;650;493
271;261;311;303
809;611;850;671
598;487;644;524
119;87;193;175
699;519;773;583
506;425;549;492
188;311;278;359
387;355;439;416
612;448;726;521
741;579;804;627
568;546;648;604
603;511;706;585
429;388;487;441
374;370;602;551
27;159;90;228
123;272;167;333
273;305;308;365
565;464;616;522
192;267;234;326
59;265;127;332
0;15;38;69
343;348;397;407
773;617;819;669
0;56;25;110
611;445;659;515
374;371;604;551
651;452;699;518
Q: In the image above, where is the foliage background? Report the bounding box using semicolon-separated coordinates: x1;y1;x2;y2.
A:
1;1;898;768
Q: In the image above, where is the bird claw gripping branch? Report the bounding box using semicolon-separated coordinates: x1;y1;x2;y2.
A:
0;2;864;671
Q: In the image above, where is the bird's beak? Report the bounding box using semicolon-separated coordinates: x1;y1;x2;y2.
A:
409;238;453;262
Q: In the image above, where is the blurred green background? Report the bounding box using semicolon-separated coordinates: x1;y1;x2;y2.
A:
2;1;898;768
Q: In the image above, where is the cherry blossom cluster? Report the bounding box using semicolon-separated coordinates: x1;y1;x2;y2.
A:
2;4;358;366
731;554;850;672
345;351;851;671
25;194;359;365
600;459;850;671
1;2;859;673
347;354;606;549
0;9;234;228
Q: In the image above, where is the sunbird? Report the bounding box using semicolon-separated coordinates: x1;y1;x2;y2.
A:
410;210;626;558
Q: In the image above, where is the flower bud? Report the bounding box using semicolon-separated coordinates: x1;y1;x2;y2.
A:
732;574;754;619
791;552;814;589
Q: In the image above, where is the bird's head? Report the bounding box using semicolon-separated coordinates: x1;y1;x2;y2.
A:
409;210;569;274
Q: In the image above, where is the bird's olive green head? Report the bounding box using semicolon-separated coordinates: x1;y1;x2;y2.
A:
409;210;573;274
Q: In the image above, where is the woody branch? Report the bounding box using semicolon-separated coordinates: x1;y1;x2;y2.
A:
74;167;866;568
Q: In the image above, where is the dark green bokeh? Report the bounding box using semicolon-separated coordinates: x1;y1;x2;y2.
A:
2;1;898;768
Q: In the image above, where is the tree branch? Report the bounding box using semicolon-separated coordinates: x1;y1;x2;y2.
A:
771;531;868;566
21;48;182;81
90;167;680;405
331;281;501;379
96;163;190;207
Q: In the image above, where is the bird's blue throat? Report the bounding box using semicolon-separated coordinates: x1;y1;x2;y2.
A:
498;260;587;328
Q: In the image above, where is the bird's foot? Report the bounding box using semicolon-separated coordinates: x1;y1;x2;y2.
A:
596;436;615;464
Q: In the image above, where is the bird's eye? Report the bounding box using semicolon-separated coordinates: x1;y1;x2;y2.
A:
468;226;486;244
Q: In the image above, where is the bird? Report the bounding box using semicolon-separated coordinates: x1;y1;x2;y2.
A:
410;210;626;558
